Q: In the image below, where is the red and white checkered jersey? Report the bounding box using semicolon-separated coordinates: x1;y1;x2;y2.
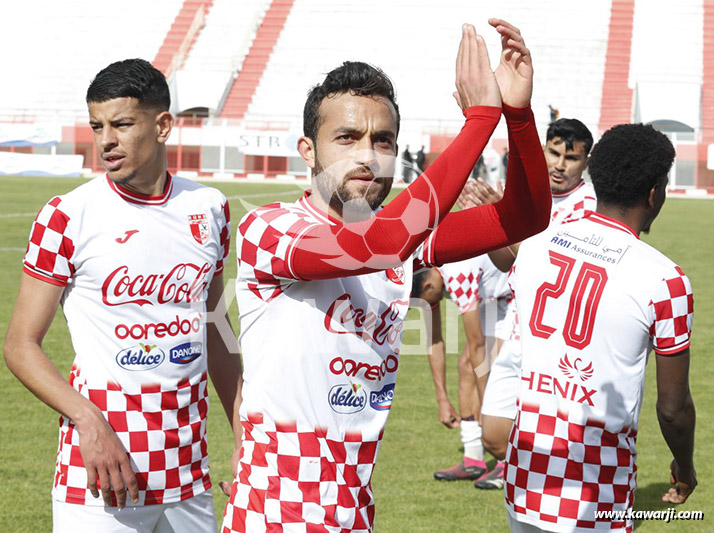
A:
550;180;597;226
438;254;510;314
437;257;479;314
23;174;230;506
225;194;431;532
506;212;694;532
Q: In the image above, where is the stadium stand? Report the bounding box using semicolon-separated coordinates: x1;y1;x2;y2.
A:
175;0;271;114
0;0;182;122
219;0;293;119
154;0;214;78
243;0;610;146
1;0;713;189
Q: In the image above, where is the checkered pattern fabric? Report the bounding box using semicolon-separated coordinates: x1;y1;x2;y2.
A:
237;201;319;302
505;402;636;532
649;266;694;355
215;200;231;275
222;413;380;533
53;366;211;506
23;196;75;286
550;181;597;226
437;262;479;314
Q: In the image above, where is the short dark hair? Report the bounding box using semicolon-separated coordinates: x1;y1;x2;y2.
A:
303;61;400;141
588;123;674;208
86;59;170;111
546;118;594;154
411;268;429;299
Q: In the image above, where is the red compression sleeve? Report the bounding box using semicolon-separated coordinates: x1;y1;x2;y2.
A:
431;104;551;265
291;106;501;280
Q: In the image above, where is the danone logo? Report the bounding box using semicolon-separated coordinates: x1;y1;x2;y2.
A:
116;343;165;371
170;342;203;364
329;383;367;414
370;383;395;411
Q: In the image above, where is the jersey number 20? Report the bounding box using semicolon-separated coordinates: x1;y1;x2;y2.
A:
529;251;608;349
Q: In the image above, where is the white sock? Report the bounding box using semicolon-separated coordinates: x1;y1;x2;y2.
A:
460;420;484;461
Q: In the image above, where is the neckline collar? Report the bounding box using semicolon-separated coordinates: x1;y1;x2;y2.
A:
106;172;173;206
586;212;640;239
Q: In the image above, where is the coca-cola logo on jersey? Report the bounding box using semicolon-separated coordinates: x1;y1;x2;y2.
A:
324;294;408;347
102;263;212;307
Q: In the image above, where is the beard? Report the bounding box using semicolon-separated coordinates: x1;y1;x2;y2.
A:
313;159;393;221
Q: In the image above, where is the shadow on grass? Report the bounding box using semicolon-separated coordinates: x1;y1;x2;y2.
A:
632;482;673;530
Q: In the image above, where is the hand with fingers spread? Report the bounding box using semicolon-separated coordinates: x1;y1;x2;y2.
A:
77;413;139;508
454;23;501;110
662;460;697;504
488;18;533;107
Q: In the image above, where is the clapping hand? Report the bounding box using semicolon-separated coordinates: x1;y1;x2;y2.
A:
488;19;533;107
453;24;501;110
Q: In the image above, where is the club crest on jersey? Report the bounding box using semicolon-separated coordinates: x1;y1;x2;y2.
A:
385;266;405;285
188;214;210;245
329;382;367;414
558;354;594;382
116;343;165;371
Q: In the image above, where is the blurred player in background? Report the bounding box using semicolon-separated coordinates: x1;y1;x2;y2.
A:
417;261;488;481
467;118;597;490
414;249;511;484
4;59;242;532
223;21;552;532
505;123;696;532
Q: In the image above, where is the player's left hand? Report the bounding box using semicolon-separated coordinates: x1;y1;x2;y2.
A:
662;459;697;504
488;18;533;107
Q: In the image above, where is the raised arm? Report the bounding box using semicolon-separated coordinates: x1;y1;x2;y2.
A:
429;20;550;265
4;273;139;508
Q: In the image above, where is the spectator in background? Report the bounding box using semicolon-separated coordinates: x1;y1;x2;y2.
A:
549;104;559;123
416;145;427;172
402;144;415;183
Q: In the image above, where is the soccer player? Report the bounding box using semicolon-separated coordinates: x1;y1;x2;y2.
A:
223;21;551;531
472;118;597;490
506;123;696;531
3;59;242;532
429;253;511;482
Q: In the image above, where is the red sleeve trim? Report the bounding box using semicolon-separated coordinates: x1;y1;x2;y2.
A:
654;342;690;356
23;265;67;287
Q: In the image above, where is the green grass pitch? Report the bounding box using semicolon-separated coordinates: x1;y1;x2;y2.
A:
0;176;712;531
